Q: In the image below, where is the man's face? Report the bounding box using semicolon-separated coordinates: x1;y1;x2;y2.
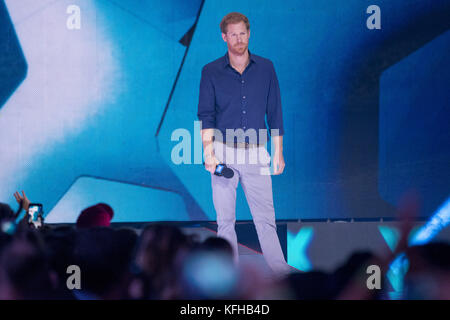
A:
222;21;250;56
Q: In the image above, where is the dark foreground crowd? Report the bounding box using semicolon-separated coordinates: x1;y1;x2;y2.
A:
0;198;449;300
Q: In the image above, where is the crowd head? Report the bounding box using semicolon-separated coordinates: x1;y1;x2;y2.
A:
0;201;449;300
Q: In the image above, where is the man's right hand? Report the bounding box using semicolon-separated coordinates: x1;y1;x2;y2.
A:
201;129;219;174
204;153;220;174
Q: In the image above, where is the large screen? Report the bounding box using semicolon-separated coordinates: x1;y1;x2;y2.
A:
1;0;449;222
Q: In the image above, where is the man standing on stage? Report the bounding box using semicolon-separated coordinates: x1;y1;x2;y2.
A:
197;12;291;275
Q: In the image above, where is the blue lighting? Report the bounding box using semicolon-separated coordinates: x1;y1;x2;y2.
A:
410;196;450;245
287;227;314;272
384;196;450;299
378;226;400;252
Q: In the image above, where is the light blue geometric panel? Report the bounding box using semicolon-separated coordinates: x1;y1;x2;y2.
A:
45;176;188;223
287;227;314;272
0;0;27;110
97;0;202;42
0;0;205;220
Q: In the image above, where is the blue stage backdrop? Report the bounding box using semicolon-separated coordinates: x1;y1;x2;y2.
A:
0;0;449;223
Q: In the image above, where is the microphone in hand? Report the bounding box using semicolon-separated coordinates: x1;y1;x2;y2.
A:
214;163;234;179
203;162;234;179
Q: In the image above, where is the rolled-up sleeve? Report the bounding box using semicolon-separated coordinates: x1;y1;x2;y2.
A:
197;67;216;129
266;62;284;136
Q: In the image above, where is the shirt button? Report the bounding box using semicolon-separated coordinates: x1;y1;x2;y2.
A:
241;80;245;84
242;110;246;114
243;96;246;99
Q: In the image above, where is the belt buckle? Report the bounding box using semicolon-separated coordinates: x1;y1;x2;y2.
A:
225;141;237;149
237;142;249;149
227;141;251;149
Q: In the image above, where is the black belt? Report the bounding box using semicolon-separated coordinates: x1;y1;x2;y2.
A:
222;141;264;149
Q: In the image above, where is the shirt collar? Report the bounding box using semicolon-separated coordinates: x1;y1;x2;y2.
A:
223;50;256;68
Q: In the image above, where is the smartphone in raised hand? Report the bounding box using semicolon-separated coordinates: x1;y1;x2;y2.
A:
27;203;44;228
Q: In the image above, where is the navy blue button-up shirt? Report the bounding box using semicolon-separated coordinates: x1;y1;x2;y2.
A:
197;52;284;145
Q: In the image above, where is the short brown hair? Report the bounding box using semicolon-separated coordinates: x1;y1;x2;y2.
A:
220;12;250;34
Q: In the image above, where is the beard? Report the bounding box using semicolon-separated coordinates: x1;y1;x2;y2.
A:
230;42;248;55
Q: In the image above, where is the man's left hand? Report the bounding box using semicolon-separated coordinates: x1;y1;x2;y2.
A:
272;151;285;175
